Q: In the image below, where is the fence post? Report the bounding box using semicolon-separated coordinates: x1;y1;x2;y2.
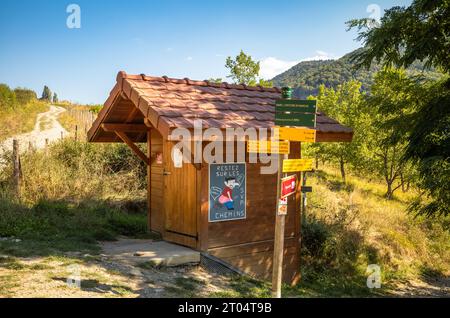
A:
61;131;64;140
75;125;78;142
12;139;21;196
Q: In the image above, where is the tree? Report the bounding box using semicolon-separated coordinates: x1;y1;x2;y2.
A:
41;85;52;102
52;93;58;104
310;81;369;183
225;50;261;85
364;68;421;198
207;78;223;84
347;0;449;215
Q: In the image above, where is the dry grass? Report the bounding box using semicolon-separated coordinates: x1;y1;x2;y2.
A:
57;104;97;141
307;165;450;283
0;101;49;141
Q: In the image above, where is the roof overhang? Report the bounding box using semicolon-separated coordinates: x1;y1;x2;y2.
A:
88;72;354;143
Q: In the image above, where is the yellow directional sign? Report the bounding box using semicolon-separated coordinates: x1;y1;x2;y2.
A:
247;140;290;154
282;159;314;172
276;127;316;142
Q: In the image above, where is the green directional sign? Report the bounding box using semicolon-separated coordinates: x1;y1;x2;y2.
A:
275;99;317;128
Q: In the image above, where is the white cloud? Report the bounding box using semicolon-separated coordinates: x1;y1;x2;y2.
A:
259;57;300;79
185;56;193;61
300;50;337;62
259;50;338;79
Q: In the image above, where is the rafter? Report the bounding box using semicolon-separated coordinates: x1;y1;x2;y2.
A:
114;131;150;165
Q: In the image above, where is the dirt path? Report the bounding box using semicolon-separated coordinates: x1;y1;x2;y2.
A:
0;105;68;155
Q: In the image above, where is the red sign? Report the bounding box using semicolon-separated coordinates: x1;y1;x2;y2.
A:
280;175;297;199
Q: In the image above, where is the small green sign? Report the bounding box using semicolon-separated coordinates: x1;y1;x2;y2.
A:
275;99;317;128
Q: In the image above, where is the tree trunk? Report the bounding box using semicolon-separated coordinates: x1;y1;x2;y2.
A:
340;157;346;184
386;181;393;199
400;170;406;192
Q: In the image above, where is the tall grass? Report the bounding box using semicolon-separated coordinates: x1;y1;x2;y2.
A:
0;139;150;256
298;165;450;294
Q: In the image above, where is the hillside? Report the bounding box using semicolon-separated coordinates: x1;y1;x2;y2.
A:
272;49;442;98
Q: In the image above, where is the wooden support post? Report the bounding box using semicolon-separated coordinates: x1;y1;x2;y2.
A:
147;130;152;231
114;131;150;166
61;131;63;140
28;141;33;152
12;139;21;196
75;125;78;142
272;153;287;298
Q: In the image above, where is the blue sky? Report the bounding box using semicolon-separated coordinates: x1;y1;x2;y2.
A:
0;0;411;104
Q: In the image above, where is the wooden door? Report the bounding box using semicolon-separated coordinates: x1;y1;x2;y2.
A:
163;141;198;248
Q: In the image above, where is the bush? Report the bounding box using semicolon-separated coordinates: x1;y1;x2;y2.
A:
0;139;149;254
14;88;37;105
0;84;16;109
301;217;331;258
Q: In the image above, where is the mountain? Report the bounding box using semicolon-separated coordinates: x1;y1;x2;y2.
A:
271;48;441;98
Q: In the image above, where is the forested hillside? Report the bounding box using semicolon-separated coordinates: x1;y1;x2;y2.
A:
272;49;442;97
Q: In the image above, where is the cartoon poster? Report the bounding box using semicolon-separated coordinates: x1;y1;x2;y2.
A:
209;163;246;222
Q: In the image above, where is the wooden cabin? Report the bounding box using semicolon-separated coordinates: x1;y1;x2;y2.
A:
88;71;353;284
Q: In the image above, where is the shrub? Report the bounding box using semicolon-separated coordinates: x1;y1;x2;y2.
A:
0;84;16;109
14;88;37;105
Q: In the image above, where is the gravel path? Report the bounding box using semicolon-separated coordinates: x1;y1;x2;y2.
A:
0;105;68;157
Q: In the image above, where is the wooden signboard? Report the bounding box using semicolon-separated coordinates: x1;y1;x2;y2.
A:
276;127;316;142
275;99;317;128
282;159;314;173
208;163;246;222
280;175;297;199
247;140;290;154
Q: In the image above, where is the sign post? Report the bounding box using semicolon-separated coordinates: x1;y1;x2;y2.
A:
264;87;318;298
272;152;287;298
271;86;292;298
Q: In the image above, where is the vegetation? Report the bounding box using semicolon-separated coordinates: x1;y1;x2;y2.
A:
0;139;150;257
225;50;273;87
272;49;442;98
40;85;52;102
13;88;37;105
0;84;48;141
213;165;450;297
347;0;449;216
307;81;368;184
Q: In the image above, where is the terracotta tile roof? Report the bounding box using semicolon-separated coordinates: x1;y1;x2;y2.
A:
88;71;353;142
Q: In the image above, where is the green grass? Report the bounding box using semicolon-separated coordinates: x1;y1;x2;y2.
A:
0;199;149;257
0;139;150;258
